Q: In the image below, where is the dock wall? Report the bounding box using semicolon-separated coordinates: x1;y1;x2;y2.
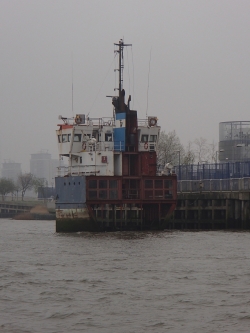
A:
170;191;250;230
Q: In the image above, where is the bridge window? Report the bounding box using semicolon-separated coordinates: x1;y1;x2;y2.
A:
105;133;112;142
62;134;67;142
74;134;82;142
58;135;61;143
149;135;157;142
83;134;91;140
141;135;148;142
68;134;71;142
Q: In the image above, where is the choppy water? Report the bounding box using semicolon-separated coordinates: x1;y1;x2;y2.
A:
0;219;250;332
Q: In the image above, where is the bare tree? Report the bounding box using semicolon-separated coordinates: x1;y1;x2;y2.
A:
0;178;16;201
10;182;20;201
193;138;218;163
182;141;196;165
207;141;217;163
157;130;184;169
33;177;48;202
193;137;210;163
158;132;220;168
17;173;34;201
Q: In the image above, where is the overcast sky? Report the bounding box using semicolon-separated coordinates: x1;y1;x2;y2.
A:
1;0;250;171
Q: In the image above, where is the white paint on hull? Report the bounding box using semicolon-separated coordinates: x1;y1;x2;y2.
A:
56;207;90;220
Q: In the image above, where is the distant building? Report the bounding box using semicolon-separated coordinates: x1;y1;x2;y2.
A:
2;160;21;182
219;121;250;162
30;151;61;185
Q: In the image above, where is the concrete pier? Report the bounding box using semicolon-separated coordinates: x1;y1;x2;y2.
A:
169;191;250;230
0;202;32;218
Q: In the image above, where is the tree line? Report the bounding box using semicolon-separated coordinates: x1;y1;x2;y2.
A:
157;130;217;169
0;173;48;201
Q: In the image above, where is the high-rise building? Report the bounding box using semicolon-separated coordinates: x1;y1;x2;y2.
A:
1;160;22;182
30;151;61;185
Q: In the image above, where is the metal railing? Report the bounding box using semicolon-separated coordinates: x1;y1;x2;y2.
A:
57;165;100;177
174;161;250;180
114;141;125;151
81;141;125;152
177;178;250;193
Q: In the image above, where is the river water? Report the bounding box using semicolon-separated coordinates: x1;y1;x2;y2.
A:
0;219;250;333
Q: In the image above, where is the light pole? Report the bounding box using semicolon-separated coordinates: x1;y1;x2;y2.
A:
175;150;181;180
236;143;245;162
216;149;224;163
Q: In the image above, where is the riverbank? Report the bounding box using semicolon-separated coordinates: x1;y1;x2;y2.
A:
0;200;55;220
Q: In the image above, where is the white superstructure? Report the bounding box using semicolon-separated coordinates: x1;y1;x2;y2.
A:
56;115;160;177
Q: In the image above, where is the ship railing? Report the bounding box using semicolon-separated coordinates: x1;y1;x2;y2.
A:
87;141;126;152
86;117;114;127
114;141;125;151
138;118;158;127
82;141;125;152
82;142;114;152
137;119;149;127
56;165;100;177
57;166;69;177
95;142;114;152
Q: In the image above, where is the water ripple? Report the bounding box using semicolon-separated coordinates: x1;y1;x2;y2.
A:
0;220;250;332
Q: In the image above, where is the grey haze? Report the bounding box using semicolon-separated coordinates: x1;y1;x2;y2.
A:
1;0;250;171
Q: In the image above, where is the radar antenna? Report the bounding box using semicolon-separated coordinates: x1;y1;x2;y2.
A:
107;40;132;112
114;39;132;98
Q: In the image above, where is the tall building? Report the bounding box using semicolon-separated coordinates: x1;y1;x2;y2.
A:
219;121;250;162
30;151;61;185
1;160;22;182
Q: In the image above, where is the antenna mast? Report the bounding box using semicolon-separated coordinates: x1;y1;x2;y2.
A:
114;39;132;98
71;52;74;116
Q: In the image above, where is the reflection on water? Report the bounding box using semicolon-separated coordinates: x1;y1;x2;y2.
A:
57;230;175;240
0;219;250;333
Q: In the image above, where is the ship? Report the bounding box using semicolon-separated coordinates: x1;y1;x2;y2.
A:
55;39;177;232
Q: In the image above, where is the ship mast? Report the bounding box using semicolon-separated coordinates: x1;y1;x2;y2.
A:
114;39;132;103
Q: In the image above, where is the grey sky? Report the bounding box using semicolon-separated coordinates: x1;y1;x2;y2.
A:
1;0;250;171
